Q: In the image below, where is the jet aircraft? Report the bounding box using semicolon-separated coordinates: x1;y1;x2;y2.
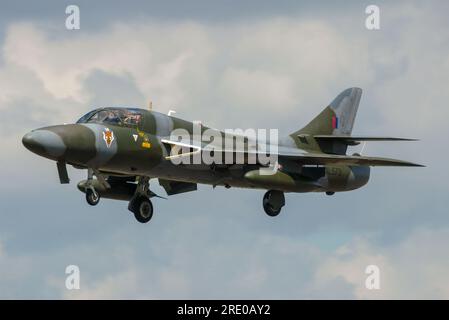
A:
22;88;423;223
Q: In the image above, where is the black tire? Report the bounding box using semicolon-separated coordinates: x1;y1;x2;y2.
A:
263;191;282;217
86;188;100;206
133;197;153;223
326;191;335;196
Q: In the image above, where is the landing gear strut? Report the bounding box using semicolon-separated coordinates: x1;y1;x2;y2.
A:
263;190;285;217
128;177;154;223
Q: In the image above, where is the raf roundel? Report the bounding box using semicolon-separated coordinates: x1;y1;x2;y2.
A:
332;115;339;129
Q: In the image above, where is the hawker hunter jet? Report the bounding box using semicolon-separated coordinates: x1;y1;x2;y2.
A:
22;88;423;223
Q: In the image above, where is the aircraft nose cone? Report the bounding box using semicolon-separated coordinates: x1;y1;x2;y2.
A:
22;131;41;154
22;129;66;160
22;131;34;149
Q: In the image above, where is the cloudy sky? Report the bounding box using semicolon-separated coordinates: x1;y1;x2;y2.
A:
0;0;448;299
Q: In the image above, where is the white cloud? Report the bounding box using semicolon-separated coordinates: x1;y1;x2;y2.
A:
2;22;212;108
1;5;447;134
36;226;449;300
314;228;449;299
0;19;370;130
62;268;141;299
217;68;295;110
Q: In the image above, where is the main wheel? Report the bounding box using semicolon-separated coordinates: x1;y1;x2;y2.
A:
86;188;100;206
132;197;153;223
263;191;283;217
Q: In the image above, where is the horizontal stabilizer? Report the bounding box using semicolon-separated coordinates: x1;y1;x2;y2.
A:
313;135;418;142
313;135;418;145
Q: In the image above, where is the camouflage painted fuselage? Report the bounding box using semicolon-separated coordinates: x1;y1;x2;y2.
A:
22;107;369;194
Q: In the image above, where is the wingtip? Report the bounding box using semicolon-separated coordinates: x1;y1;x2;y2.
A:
416;164;426;167
386;137;420;141
406;162;425;167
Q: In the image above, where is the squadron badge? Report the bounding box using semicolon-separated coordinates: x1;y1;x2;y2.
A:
103;128;115;148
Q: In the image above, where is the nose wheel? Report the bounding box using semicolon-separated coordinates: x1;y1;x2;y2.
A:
86;188;100;206
128;196;153;223
84;168;103;206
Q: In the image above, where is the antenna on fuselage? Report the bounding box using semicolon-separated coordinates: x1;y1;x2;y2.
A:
148;101;153;110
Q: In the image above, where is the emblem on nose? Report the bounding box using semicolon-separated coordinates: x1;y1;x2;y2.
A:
102;128;115;148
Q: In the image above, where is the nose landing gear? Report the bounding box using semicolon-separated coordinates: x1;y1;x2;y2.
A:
86;187;100;206
85;168;103;206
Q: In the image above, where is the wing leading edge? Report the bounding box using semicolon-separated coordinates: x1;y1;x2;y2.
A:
282;153;424;167
160;139;424;167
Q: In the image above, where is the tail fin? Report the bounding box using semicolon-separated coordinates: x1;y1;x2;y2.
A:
290;87;362;153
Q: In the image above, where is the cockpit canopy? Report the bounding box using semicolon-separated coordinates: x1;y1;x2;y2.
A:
77;108;143;127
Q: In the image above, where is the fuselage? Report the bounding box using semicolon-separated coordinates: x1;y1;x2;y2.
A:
22;107;370;193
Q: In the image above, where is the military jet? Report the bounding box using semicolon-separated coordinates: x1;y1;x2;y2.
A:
22;88;423;223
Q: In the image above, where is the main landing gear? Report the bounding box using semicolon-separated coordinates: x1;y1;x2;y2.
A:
263;190;285;217
128;195;153;223
128;176;154;224
82;169;155;224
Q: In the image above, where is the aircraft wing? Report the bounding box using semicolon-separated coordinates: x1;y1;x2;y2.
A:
281;153;424;167
160;139;424;167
